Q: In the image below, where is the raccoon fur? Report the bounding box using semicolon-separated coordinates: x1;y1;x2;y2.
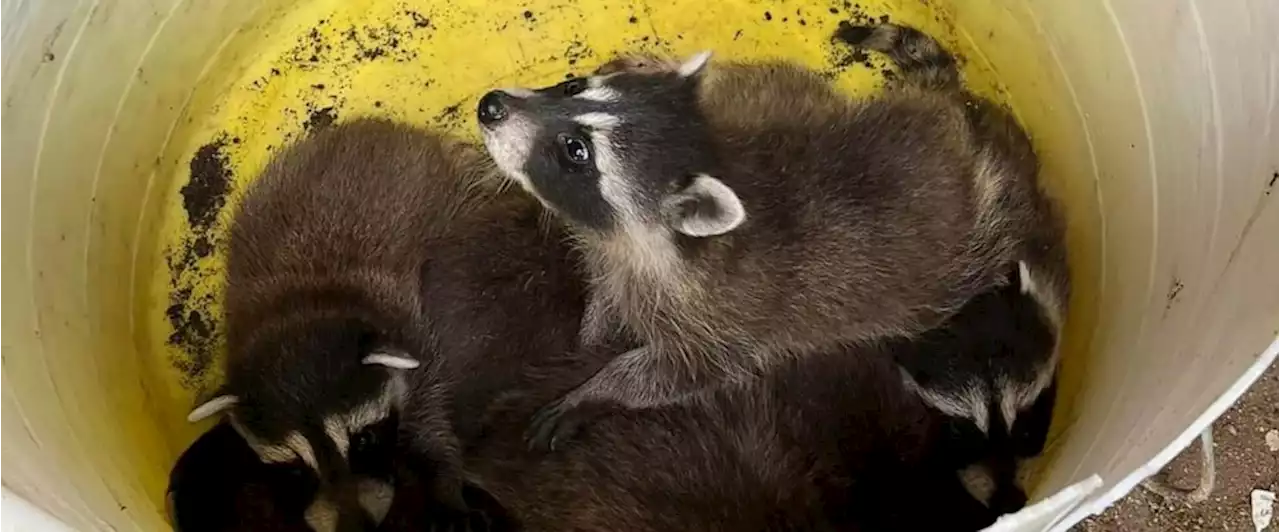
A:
167;420;512;532
165;114;1041;530
170;269;1065;531
474;22;1069;448
460;342;1002;532
832;24;1069;511
180;118;574;530
169;339;1006;532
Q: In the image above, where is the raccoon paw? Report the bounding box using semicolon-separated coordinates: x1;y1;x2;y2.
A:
524;398;616;452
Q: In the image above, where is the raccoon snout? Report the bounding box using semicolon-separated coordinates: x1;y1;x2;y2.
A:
477;91;511;126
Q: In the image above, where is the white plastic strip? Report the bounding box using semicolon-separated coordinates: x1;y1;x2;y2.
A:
2;487;75;532
984;475;1104;532
1050;337;1280;531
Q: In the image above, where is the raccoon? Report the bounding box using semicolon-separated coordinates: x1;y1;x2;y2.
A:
167;420;315;532
170;326;1009;532
466;263;1063;529
167;420;513;532
832;24;1069;511
461;340;1003;532
885;262;1059;515
170;183;1051;531
182;118;540;531
475;22;1069;448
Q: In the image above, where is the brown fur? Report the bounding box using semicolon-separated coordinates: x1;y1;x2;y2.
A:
503;25;1070;509
834;22;1071;331
464;347;998;532
173;126;592;526
176;119;1003;532
584;47;1062;361
173;340;1001;532
502;25;1069;450
216;118;555;526
225;120;498;354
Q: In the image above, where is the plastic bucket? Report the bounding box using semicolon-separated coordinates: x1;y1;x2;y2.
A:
2;0;1275;529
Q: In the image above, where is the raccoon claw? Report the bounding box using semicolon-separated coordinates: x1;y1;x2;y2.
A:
525;399;613;452
525;400;578;452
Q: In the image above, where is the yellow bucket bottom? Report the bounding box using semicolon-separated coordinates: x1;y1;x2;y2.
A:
145;0;1092;514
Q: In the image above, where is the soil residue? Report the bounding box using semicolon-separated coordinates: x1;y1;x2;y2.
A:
167;137;235;388
431;102;464;130
282;13;430;75
406;10;432;29
563;40;593;67
165;286;219;385
304;106;338;131
822;6;891;78
182;140;231;231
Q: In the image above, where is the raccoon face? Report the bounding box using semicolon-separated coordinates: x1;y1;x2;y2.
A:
186;317;420;531
476;51;747;241
899;263;1061;515
940;374;1057;514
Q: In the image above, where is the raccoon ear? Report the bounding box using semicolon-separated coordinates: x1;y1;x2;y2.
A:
677;50;713;78
662;174;746;237
362;348;421;370
187;394;239;423
1016;260;1036;295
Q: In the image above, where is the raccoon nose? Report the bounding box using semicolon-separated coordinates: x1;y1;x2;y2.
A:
477;91;509;125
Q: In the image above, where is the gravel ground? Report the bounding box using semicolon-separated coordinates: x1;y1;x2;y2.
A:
1074;362;1278;532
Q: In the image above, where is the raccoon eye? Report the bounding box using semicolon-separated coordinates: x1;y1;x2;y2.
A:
557;134;592;165
351;428;378;455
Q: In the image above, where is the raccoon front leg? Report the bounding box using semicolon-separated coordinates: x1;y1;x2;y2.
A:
577;292;623;347
398;398;480;523
525;346;658;451
525;345;747;451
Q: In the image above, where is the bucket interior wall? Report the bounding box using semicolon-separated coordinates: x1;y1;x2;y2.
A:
1;0;1275;529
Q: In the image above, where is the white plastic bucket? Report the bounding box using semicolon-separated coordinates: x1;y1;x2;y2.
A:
2;0;1275;530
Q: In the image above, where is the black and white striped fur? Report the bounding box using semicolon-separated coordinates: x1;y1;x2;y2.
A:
171;298;1032;532
891;262;1061;514
168;263;1065;530
181;119;552;531
835;24;1069;512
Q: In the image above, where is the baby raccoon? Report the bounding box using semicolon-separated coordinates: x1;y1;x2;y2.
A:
463;339;1005;532
171;189;1047;531
889;262;1061;515
167;421;509;532
183;118;520;531
832;23;1070;512
170;326;1008;532
168;420;316;532
475;22;1069;448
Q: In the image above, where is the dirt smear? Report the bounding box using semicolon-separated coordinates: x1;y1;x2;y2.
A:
167;136;234;388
